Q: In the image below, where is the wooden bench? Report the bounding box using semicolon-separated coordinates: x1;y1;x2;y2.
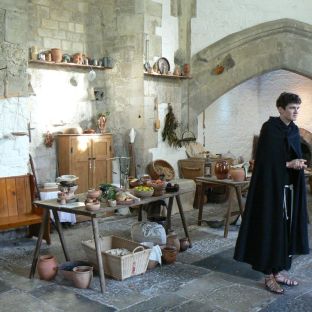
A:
0;174;50;244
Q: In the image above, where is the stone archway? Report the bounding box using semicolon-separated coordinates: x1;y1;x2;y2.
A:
185;19;312;130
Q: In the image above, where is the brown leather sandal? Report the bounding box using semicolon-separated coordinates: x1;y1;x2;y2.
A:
265;275;284;294
274;273;299;286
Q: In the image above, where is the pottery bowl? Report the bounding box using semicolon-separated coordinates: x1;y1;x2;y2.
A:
134;189;154;198
87;189;102;198
85;202;101;211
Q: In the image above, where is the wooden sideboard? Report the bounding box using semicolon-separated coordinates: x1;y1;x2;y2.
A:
57;134;113;193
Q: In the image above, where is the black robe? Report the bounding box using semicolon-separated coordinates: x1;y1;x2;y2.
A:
234;117;309;273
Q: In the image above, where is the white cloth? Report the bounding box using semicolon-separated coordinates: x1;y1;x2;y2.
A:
40;191;76;224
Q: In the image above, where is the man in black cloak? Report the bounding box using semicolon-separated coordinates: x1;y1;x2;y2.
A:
234;92;310;294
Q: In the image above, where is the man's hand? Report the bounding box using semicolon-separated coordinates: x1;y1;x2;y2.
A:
286;159;307;170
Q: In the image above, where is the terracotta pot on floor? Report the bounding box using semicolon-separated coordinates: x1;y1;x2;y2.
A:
72;266;93;288
37;254;58;281
162;246;177;264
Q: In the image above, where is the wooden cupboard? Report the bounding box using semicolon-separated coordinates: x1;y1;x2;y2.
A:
57;134;113;193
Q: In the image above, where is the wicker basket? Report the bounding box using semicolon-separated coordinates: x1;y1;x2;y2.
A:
81;236;151;280
147;159;175;181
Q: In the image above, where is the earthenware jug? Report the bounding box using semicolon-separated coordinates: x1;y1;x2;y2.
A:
166;230;180;252
179;237;190;252
162;246;177;264
214;158;230;180
51;48;62;63
37;254;58;281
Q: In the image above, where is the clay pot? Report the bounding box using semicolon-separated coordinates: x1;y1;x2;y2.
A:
162;246;177;264
214;159;230;180
85;201;100;211
183;64;190;76
72;53;83;64
87;189;102;199
179;237;190;252
51;48;62;63
166;231;180;252
173;65;181;76
37;254;58;281
230;168;245;182
72;266;93;289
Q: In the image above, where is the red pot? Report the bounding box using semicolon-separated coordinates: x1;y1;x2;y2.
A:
37;255;58;281
214;159;230;179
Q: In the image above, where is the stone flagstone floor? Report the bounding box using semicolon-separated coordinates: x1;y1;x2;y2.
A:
0;199;311;311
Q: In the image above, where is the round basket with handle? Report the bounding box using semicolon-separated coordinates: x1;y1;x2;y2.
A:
147;159;175;181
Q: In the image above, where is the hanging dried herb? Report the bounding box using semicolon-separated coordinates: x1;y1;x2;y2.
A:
162;104;181;148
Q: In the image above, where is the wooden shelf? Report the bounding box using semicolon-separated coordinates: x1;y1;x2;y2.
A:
144;72;192;80
28;60;112;70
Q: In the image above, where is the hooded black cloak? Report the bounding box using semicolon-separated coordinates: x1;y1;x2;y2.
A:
234;117;309;273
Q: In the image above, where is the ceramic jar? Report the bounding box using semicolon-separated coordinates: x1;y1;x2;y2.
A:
37;254;58;281
229;168;245;182
162;246;177;264
51;48;62;63
214;159;230;180
183;64;190;76
72;266;93;289
179;237;190;252
166;231;180;252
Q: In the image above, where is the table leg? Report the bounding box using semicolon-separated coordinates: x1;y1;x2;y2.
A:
197;182;205;226
91;217;105;294
29;208;49;278
224;187;234;238
138;205;143;221
52;210;70;261
175;194;192;247
166;197;174;233
235;186;244;216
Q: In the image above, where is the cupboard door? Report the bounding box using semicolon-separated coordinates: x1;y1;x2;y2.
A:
70;136;91;193
92;136;112;187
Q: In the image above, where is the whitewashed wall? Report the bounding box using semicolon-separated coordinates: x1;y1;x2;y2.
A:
0;97;29;177
27;68;95;183
192;0;312;55
197;70;312;161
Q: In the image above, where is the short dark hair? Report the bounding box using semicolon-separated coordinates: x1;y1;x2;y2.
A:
276;92;301;109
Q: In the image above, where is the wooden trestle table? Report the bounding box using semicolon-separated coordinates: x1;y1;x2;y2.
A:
29;189;192;294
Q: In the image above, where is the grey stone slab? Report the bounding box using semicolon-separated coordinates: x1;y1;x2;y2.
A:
193;247;263;281
63;278;148;310
30;284;116;311
204;284;276;312
120;293;188;312
176;272;234;301
261;291;312;312
0;289;58;312
168;299;228;312
0;278;11;293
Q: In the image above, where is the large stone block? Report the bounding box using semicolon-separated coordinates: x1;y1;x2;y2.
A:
0;9;5;41
50;9;73;22
5;10;28;44
43;38;61;49
117;15;143;35
41;18;58;30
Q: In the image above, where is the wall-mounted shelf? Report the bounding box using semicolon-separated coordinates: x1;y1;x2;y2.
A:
144;72;192;80
28;60;112;70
